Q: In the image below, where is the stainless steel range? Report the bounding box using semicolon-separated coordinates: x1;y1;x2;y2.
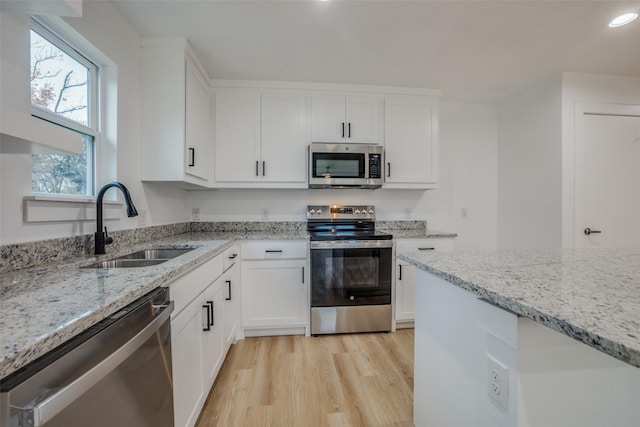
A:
307;205;394;335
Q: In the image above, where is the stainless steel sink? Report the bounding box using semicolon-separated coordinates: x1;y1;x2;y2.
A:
81;247;195;269
112;248;195;260
83;259;170;269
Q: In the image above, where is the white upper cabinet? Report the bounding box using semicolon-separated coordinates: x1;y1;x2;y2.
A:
213;90;261;184
260;93;309;184
311;94;382;144
383;95;439;189
141;39;211;186
213;89;309;188
184;59;211;181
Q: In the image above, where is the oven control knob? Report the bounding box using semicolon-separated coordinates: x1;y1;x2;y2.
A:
316;209;322;215
368;209;374;215
350;295;355;301
354;209;361;215
309;209;315;215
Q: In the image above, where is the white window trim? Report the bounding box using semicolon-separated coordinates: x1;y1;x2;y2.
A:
27;14;119;219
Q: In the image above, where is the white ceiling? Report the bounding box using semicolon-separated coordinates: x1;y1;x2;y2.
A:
111;0;640;103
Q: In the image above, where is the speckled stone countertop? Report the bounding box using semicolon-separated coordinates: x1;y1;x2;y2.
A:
397;248;640;368
0;230;309;380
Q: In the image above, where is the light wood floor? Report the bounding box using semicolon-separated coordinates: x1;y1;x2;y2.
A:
196;329;415;427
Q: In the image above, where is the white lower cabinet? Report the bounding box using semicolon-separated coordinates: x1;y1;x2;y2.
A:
395;238;455;327
169;246;240;427
222;261;239;351
241;240;309;336
172;295;206;427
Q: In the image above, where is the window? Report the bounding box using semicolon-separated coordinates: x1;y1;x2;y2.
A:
30;20;98;196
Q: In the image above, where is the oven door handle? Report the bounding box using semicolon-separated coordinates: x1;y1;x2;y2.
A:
310;240;394;249
18;301;174;426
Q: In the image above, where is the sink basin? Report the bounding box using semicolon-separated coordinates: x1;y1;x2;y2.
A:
81;247;195;269
112;248;195;260
82;259;169;269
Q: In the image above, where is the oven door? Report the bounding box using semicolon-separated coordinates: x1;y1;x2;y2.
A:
310;240;393;307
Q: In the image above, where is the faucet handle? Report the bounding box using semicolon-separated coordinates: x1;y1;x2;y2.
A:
104;227;114;245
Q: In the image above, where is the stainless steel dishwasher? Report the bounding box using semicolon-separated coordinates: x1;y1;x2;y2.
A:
0;287;174;427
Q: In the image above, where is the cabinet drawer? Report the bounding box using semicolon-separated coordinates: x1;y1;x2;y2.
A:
241;240;308;260
223;244;240;271
395;238;455;253
170;254;224;316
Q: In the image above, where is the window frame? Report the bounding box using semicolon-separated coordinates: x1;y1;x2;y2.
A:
30;18;100;197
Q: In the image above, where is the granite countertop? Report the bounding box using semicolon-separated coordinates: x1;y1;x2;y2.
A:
397;248;640;368
0;230;309;380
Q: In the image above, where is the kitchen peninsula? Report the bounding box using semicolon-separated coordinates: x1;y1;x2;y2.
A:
399;248;640;427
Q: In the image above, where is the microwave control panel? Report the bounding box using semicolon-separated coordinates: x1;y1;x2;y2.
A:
369;153;382;178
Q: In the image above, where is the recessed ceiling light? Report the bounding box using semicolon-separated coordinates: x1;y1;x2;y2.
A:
608;12;638;28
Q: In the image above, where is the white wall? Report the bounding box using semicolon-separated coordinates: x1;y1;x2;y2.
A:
496;72;640;250
0;2;190;245
497;74;563;250
190;102;499;250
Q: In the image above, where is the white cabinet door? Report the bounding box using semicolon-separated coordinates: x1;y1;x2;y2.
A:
395;238;455;326
213;90;261;183
201;282;225;388
222;264;239;351
141;45;210;187
345;95;381;143
241;259;308;328
311;94;381;143
311;95;346;143
395;260;417;322
384;96;439;188
260;93;309;184
172;297;206;427
184;56;211;181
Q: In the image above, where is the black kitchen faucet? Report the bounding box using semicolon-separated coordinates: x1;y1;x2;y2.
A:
95;181;138;254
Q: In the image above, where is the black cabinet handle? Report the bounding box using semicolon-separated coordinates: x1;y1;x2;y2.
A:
256;160;259;176
387;162;391;178
302;266;305;284
398;264;402;280
342;122;345;138
202;302;212;331
263;161;266;176
584;228;602;235
188;147;195;167
225;280;232;301
228;254;238;260
348;122;351;138
208;301;214;326
418;247;435;251
265;249;283;253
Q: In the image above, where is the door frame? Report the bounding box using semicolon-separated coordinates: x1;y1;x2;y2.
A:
562;102;640;248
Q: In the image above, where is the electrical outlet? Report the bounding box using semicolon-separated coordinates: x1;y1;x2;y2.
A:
460;207;468;219
192;208;200;221
487;355;509;411
261;208;269;220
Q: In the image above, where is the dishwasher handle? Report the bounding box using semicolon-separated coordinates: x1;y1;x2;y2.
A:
21;300;174;426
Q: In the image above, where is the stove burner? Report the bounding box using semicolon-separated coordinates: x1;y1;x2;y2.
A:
307;204;392;241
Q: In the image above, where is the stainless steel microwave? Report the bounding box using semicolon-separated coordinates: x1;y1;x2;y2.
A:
309;143;383;189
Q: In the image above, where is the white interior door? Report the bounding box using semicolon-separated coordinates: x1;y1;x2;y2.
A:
573;104;640;248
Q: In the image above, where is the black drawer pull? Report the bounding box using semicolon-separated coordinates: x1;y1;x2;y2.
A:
188;147;195;167
265;249;283;253
225;280;232;301
228;254;238;260
398;264;402;280
418;247;435;251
